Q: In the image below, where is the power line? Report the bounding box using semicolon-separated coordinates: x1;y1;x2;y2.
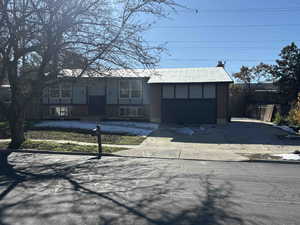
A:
153;24;300;29
148;40;300;43
166;47;280;49
175;7;300;14
164;58;276;62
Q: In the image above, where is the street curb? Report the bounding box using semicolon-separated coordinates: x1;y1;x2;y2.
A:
10;149;247;162
9;150;300;164
246;159;300;165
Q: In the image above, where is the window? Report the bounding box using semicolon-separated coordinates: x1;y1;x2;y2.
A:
189;85;203;99
49;84;72;99
50;86;60;98
43;88;49;98
119;106;144;117
203;84;216;99
119;80;142;99
49;106;72;117
131;80;142;98
162;85;174;99
61;84;72;98
120;80;130;98
175;85;188;99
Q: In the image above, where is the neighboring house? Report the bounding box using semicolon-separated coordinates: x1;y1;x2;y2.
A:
38;67;233;124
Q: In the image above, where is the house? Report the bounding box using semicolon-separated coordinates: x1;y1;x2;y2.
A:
38;66;233;124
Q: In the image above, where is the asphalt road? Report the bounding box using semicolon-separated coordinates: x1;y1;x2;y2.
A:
0;153;300;225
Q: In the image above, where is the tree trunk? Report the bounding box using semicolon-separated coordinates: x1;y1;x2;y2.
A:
8;117;25;149
8;105;25;149
0;106;26;169
0;151;12;169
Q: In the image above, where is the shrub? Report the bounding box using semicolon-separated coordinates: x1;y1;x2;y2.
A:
287;101;300;126
273;112;286;125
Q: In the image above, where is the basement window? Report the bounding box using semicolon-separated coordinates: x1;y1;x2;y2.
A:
49;106;72;117
119;106;144;117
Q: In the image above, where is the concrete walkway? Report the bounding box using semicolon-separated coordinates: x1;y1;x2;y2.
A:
0;139;137;149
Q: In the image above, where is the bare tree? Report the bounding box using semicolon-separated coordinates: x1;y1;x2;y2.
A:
233;63;273;92
0;0;176;165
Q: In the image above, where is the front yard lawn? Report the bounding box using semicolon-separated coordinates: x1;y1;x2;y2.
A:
0;121;146;145
0;140;127;153
25;130;146;145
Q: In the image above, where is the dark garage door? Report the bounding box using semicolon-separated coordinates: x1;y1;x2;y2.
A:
162;99;216;124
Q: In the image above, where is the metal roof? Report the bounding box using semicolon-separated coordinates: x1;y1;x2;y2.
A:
147;67;233;84
61;67;233;83
61;69;151;78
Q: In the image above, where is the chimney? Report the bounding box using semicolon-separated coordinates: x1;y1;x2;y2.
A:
217;61;225;68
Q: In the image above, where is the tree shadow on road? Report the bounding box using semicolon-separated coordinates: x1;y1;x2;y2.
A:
0;154;268;225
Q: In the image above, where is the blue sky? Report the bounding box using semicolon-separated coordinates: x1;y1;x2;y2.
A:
144;0;300;75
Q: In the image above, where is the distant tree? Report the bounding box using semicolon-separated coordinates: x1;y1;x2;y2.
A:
0;0;177;167
252;63;273;83
233;64;273;84
269;42;300;103
233;66;253;91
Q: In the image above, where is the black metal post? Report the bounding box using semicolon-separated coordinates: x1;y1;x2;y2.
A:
96;125;102;159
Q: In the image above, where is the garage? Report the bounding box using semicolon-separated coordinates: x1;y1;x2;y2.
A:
148;67;233;124
161;84;217;124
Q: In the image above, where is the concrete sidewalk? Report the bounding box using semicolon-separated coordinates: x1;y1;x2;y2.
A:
117;136;248;161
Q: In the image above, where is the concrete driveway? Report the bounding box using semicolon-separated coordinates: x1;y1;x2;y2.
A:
117;118;300;161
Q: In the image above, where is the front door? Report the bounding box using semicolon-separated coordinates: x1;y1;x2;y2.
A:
88;96;106;115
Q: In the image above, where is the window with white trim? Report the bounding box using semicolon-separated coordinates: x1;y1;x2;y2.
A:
119;106;144;117
49;84;72;99
49;105;72;117
119;80;142;99
50;85;60;98
61;84;72;98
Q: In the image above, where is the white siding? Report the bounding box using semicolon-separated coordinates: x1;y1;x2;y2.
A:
190;84;203;99
106;79;118;104
162;85;174;99
175;85;188;99
73;86;87;104
203;84;216;99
